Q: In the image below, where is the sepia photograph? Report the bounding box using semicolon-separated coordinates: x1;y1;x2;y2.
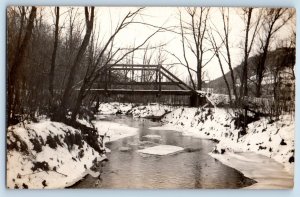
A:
6;6;295;189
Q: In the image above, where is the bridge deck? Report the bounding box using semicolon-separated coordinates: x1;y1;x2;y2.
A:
88;89;194;95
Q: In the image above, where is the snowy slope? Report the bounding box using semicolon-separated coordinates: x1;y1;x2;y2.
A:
7;120;106;189
150;107;295;174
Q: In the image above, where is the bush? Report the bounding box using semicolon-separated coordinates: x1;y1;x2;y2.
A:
31;161;49;172
63;131;84;151
46;135;63;149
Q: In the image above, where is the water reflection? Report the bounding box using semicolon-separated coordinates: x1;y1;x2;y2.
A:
73;115;256;189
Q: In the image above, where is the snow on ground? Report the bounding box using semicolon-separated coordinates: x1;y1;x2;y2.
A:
137;145;184;156
97;102;133;115
97;102;134;115
209;152;293;189
98;102;119;115
197;91;231;107
149;107;295;187
6;120;106;189
130;103;173;118
97;102;174;118
7;110;140;189
93;121;138;143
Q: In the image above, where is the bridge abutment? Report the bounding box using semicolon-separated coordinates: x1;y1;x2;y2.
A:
190;93;206;107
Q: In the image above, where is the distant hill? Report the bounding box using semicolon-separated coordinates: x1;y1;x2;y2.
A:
206;47;295;97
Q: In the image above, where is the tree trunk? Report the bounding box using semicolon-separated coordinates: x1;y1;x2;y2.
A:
255;34;271;97
55;7;94;121
255;9;284;97
8;6;37;120
240;8;252;135
197;57;202;90
217;53;232;103
71;83;86;121
49;7;60;101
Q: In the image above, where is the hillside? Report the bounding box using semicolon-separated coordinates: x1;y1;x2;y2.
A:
206;47;295;97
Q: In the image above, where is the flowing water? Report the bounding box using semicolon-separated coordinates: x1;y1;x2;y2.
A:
72;115;256;189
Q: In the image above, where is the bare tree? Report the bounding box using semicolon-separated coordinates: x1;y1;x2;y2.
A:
239;8;261;134
254;8;295;97
49;7;60;101
208;31;232;103
8;6;37;121
220;8;238;100
208;8;239;102
239;8;261;100
178;8;213;90
70;8;164;121
54;6;95;121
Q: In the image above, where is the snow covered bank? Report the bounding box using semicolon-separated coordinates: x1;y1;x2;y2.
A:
150;107;294;186
98;102;133;115
209;152;293;189
97;102;174;118
130;104;174;118
197;91;231;107
7;120;106;189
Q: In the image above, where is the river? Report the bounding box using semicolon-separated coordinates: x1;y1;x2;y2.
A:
72;115;256;189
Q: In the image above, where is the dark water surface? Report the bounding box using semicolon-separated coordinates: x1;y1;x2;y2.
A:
73;115;255;189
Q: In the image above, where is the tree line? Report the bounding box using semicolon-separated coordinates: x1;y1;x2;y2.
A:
7;6;295;127
7;6;165;125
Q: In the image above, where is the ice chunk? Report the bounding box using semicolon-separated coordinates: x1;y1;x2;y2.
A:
142;134;162;140
119;147;132;152
137;145;184;156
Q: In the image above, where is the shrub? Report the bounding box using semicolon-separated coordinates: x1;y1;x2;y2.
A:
31;161;49;172
46;135;58;149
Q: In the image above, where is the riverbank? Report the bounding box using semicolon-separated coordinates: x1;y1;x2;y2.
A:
149;107;295;188
97;103;295;173
209;152;293;189
6;120;105;189
7;102;295;189
6;116;140;189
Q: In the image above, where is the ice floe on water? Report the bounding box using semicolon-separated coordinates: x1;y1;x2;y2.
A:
142;134;162;140
137;145;184;156
118;147;132;152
